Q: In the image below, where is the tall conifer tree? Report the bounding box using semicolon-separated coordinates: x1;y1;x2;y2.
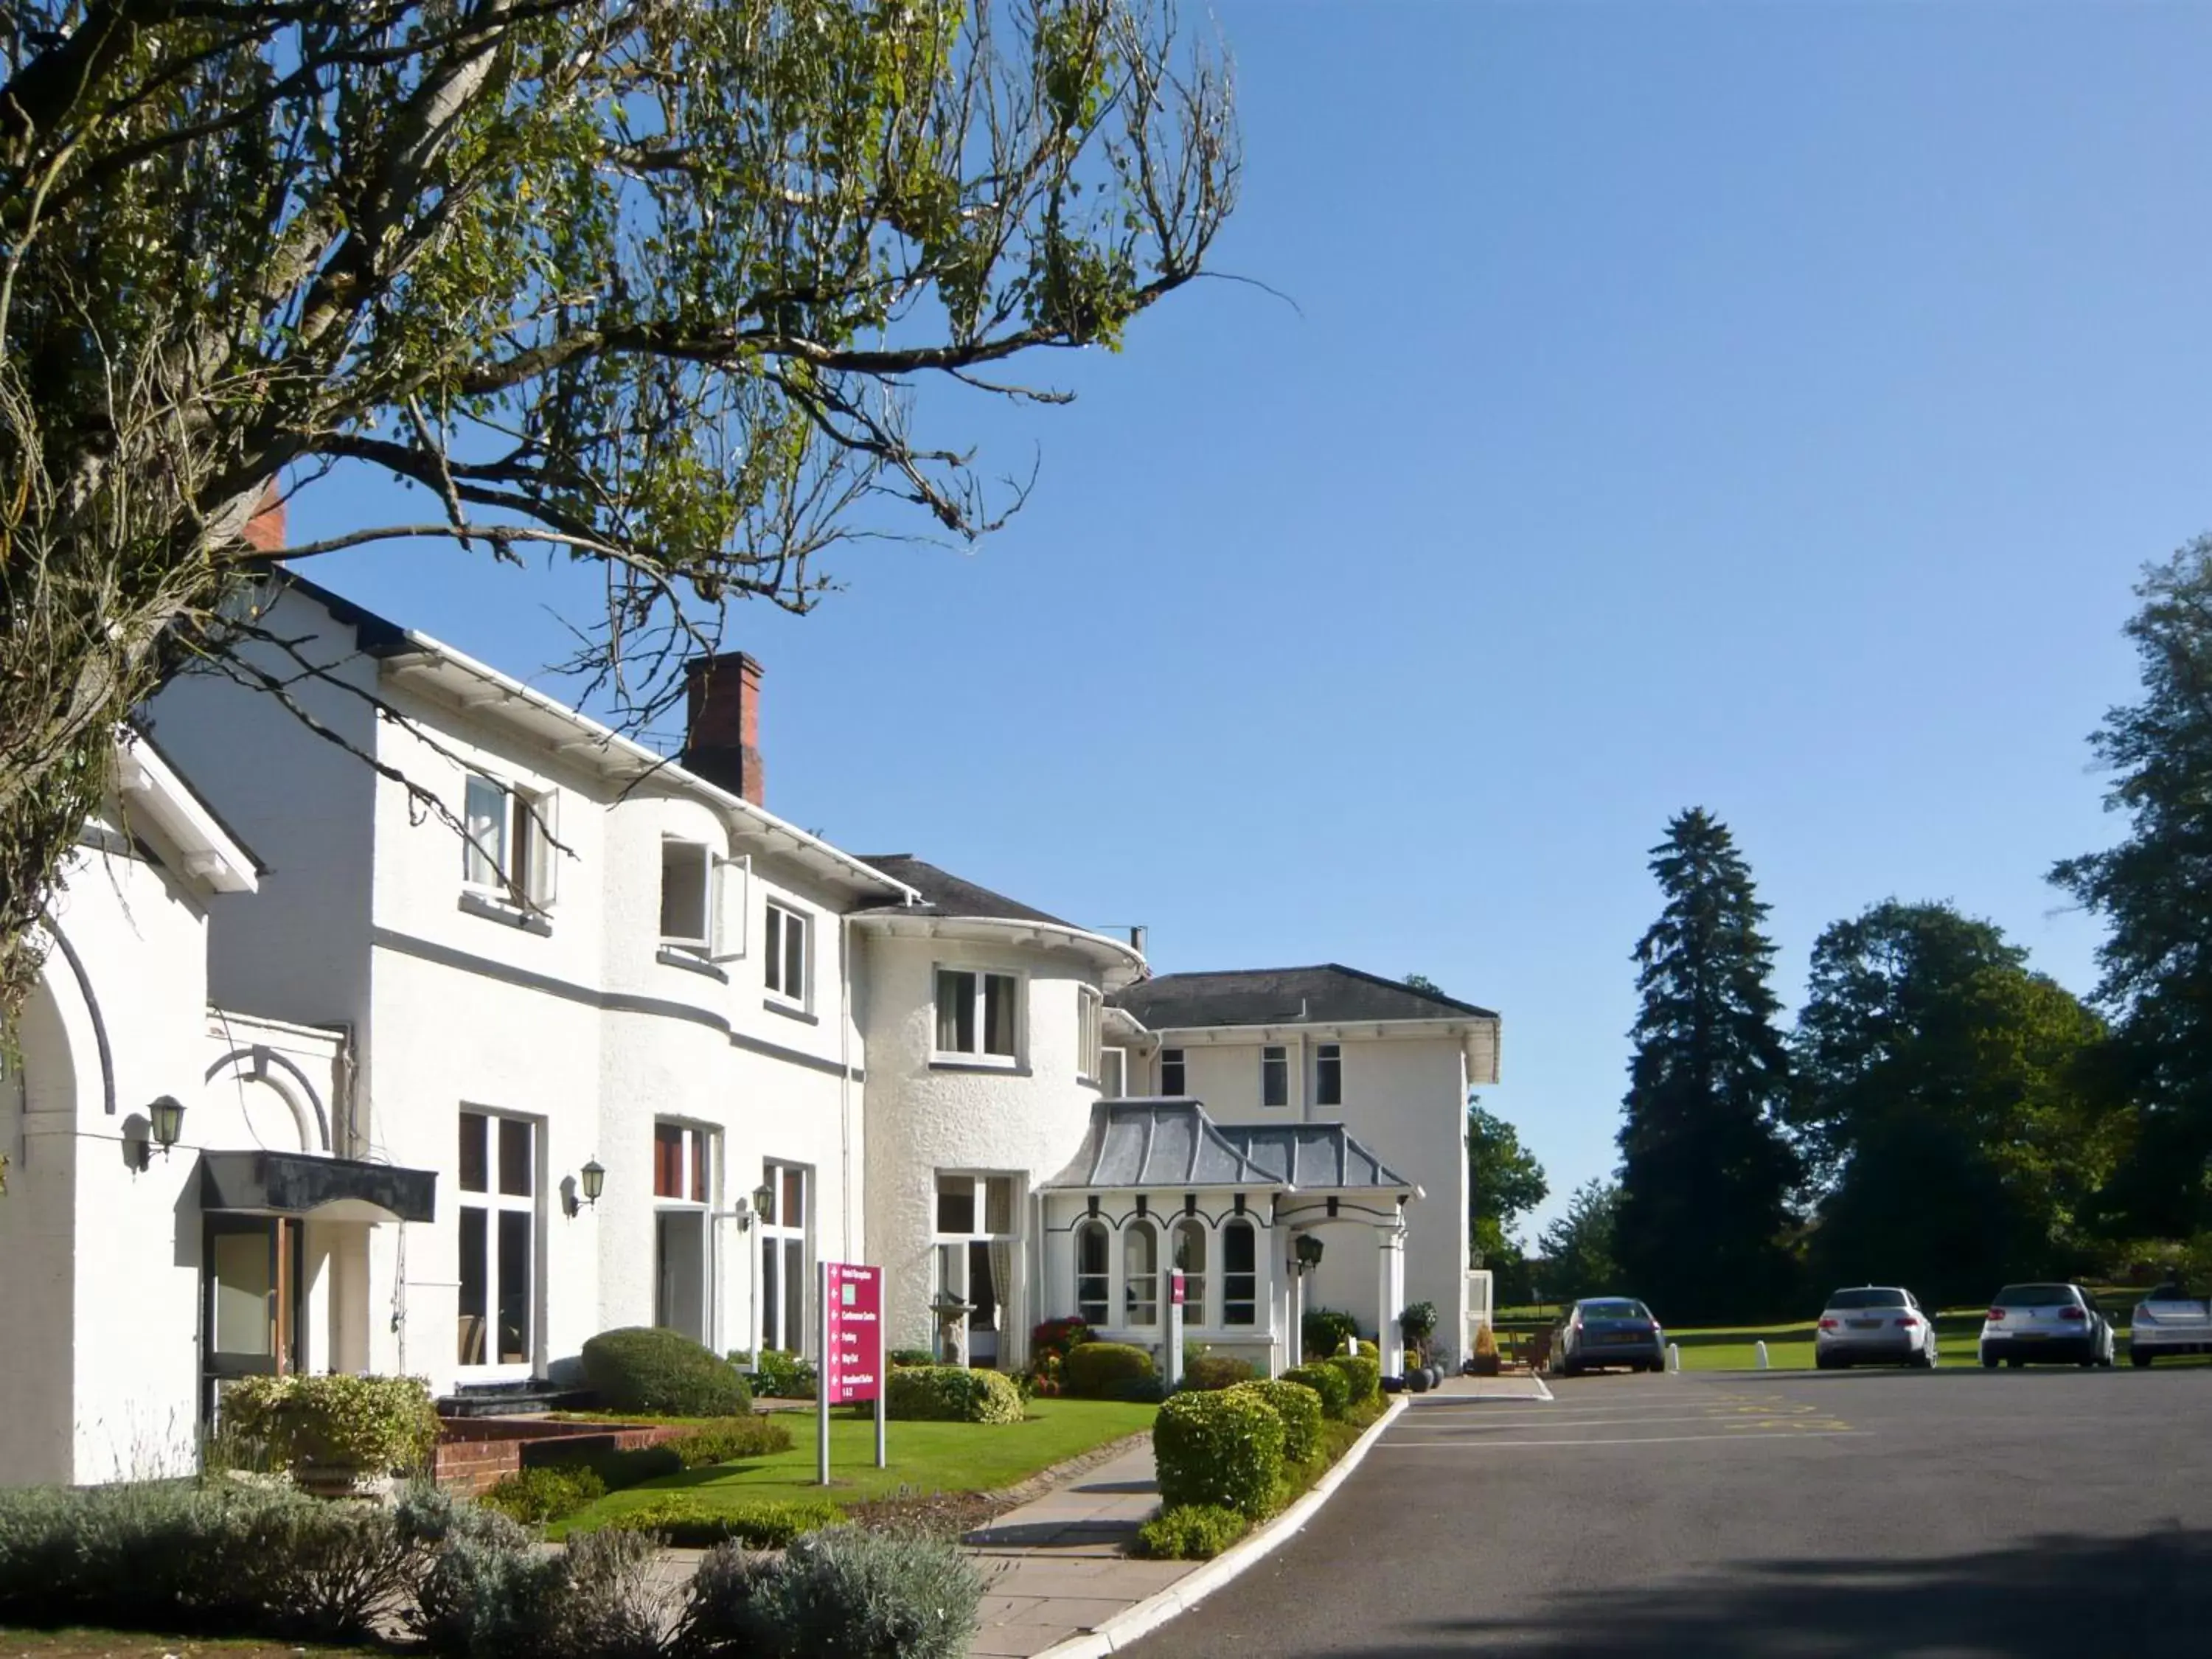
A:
1617;809;1801;1321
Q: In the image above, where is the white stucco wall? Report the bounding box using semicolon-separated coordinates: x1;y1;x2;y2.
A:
858;931;1107;1359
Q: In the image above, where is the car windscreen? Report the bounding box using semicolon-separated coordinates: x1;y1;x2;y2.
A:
1579;1301;1650;1321
1994;1284;2077;1307
1824;1288;1908;1310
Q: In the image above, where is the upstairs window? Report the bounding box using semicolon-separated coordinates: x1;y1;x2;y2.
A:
1099;1047;1127;1099
1160;1048;1186;1096
1316;1043;1343;1107
1262;1045;1290;1108
660;841;713;951
765;902;808;1004
935;969;1020;1061
1077;987;1103;1082
463;773;557;906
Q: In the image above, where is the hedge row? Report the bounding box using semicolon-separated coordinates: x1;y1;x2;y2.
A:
0;1479;978;1659
885;1365;1024;1423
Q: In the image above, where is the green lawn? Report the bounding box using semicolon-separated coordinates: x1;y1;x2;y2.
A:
552;1397;1156;1535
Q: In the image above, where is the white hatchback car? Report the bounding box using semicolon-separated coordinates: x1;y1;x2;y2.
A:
1814;1286;1938;1370
1978;1282;2115;1369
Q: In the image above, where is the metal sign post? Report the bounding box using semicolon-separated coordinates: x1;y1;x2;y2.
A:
819;1261;886;1486
1167;1268;1186;1388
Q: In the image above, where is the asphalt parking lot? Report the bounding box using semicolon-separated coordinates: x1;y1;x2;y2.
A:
1121;1366;2212;1656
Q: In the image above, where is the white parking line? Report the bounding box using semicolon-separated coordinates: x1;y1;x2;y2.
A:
1398;1411;1812;1433
1374;1430;1867;1450
1531;1373;1554;1402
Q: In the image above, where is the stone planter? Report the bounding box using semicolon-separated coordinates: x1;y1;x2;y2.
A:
1468;1354;1501;1378
1405;1368;1430;1394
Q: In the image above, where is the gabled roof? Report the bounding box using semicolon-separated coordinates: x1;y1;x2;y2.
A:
851;855;1074;927
1110;963;1496;1030
1046;1099;1413;1193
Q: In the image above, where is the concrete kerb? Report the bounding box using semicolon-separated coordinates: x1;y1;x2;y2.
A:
1029;1394;1413;1659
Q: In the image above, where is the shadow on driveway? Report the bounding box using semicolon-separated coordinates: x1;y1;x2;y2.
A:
1320;1527;2211;1657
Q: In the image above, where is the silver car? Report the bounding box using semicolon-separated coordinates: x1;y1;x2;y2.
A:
1814;1286;1938;1370
1978;1281;2115;1368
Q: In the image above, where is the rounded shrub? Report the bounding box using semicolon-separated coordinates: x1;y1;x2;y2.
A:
886;1365;1024;1424
1152;1388;1286;1519
580;1326;753;1416
1230;1379;1324;1465
1279;1363;1351;1419
1136;1504;1251;1560
481;1464;605;1525
1325;1353;1381;1406
1063;1340;1156;1399
1180;1354;1256;1392
677;1526;985;1659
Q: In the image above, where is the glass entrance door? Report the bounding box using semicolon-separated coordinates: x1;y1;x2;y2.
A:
203;1217;302;1424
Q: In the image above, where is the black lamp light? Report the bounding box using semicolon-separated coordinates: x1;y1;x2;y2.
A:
580;1158;605;1206
148;1095;186;1158
753;1180;774;1223
1294;1233;1325;1273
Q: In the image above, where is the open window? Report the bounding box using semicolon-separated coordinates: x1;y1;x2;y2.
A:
1077;987;1102;1082
765;902;808;1006
463;773;557;908
660;840;713;953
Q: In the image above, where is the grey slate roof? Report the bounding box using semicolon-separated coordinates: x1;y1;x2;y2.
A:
852;855;1075;927
1110;964;1496;1030
1047;1099;1413;1193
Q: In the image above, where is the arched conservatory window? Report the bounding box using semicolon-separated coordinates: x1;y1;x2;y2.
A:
1222;1218;1257;1326
1075;1220;1110;1326
1173;1218;1208;1324
1124;1219;1160;1326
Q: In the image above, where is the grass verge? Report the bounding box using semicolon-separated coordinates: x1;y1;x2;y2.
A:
552;1397;1156;1537
0;1635;380;1659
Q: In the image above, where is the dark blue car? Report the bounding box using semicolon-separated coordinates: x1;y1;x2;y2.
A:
1551;1297;1666;1377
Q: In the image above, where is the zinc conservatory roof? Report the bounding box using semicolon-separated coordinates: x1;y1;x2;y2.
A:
1046;1099;1415;1194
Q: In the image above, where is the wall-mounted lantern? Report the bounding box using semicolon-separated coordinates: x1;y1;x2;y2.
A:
149;1096;186;1161
1294;1233;1325;1275
580;1158;605;1207
752;1180;774;1223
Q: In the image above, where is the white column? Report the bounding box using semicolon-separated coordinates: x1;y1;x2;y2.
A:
1377;1228;1406;1376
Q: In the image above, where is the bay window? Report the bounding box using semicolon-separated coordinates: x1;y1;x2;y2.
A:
935;968;1020;1062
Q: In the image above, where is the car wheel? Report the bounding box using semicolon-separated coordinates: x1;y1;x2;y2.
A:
1913;1345;1935;1371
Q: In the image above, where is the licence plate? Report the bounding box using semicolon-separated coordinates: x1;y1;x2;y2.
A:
1600;1333;1638;1343
2016;1331;2044;1340
1847;1320;1883;1330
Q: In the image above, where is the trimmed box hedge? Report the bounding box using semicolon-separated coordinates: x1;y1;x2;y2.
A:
601;1495;843;1548
1136;1503;1251;1560
220;1372;439;1475
1230;1378;1323;1465
885;1365;1025;1423
580;1326;754;1416
1152;1388;1285;1518
1279;1363;1351;1419
1063;1340;1156;1399
670;1415;793;1467
1325;1353;1381;1406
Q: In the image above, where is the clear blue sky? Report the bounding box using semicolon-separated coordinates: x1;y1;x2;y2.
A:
295;2;2212;1237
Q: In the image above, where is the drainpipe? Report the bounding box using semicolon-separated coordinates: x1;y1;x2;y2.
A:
839;911;855;1262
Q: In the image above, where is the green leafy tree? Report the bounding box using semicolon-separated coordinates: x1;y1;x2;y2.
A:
1792;900;2112;1307
1466;1097;1547;1267
1616;809;1801;1321
2053;536;2212;1239
0;0;1237;1014
1537;1178;1620;1304
1403;973;1445;998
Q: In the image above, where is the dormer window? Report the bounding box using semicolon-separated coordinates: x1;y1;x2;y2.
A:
464;773;556;907
660;840;713;953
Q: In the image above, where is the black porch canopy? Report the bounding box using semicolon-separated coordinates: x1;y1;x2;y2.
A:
199;1150;436;1224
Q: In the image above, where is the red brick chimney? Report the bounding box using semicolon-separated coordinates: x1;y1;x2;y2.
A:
241;481;285;553
681;653;765;806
